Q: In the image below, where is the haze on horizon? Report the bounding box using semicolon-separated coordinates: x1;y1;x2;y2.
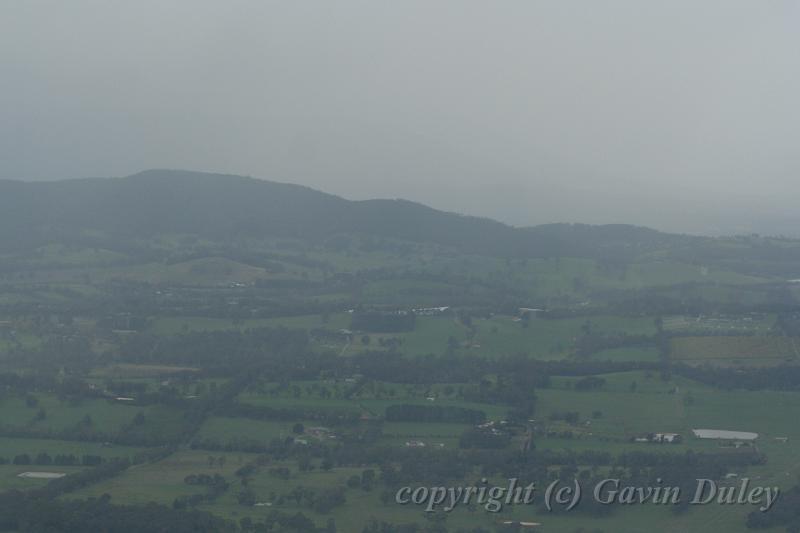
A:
1;1;798;236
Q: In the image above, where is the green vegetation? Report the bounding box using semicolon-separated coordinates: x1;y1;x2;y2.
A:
3;172;800;531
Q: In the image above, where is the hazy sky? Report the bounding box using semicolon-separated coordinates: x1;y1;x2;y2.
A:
1;1;799;235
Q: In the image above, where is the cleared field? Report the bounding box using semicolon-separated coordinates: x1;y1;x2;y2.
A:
0;437;144;460
203;453;775;533
390;315;465;356
151;310;662;362
538;371;800;442
625;261;764;287
237;394;508;421
238;380;510;420
90;363;200;378
663;314;776;334
379;421;468;449
94;257;285;286
0;394;138;435
65;450;252;505
591;346;660;362
344;314;659;359
469;314;658;359
196;417;313;445
150;313;352;336
199;461;520;532
359;279;471;307
15;244;128;269
0;332;42;354
40;376;800;533
335;315;464;357
670;335;799;365
381;421;468;438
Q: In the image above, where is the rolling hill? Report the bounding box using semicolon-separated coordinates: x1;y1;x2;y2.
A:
2;169;800;279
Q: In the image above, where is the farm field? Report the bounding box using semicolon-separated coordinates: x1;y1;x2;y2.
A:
343;313;661;359
663;314;777;334
92;257;291;286
178;373;796;529
194;417;317;447
89;363;201;379
538;371;800;442
4;174;800;531
0;437;144;461
591;346;660;362
671;336;800;365
150;313;353;336
4;364;794;531
237;380;511;421
64;450;252;505
469;314;658;359
0;394;138;435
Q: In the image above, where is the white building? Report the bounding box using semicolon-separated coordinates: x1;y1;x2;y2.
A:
653;432;681;443
692;429;758;441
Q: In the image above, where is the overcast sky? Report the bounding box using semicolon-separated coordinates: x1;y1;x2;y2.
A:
1;1;799;235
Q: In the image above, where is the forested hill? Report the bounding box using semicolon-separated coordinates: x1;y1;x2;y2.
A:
7;168;797;277
0;169;692;257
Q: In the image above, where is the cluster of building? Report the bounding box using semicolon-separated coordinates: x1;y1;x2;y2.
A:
633;432;682;444
476;420;510;436
404;440;445;448
411;306;450;316
306;426;336;440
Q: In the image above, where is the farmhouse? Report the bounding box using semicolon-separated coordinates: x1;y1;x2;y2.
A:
692;429;759;441
307;427;332;439
633;432;682;444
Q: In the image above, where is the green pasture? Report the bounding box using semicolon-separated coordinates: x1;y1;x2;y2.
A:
0;437;144;461
64;450;253;505
0;394;137;435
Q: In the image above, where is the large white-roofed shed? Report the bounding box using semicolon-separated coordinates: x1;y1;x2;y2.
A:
692;429;758;441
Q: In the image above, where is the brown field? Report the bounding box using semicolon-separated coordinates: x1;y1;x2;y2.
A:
671;335;800;366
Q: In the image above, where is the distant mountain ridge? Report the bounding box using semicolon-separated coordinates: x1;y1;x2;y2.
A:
0;169;699;258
